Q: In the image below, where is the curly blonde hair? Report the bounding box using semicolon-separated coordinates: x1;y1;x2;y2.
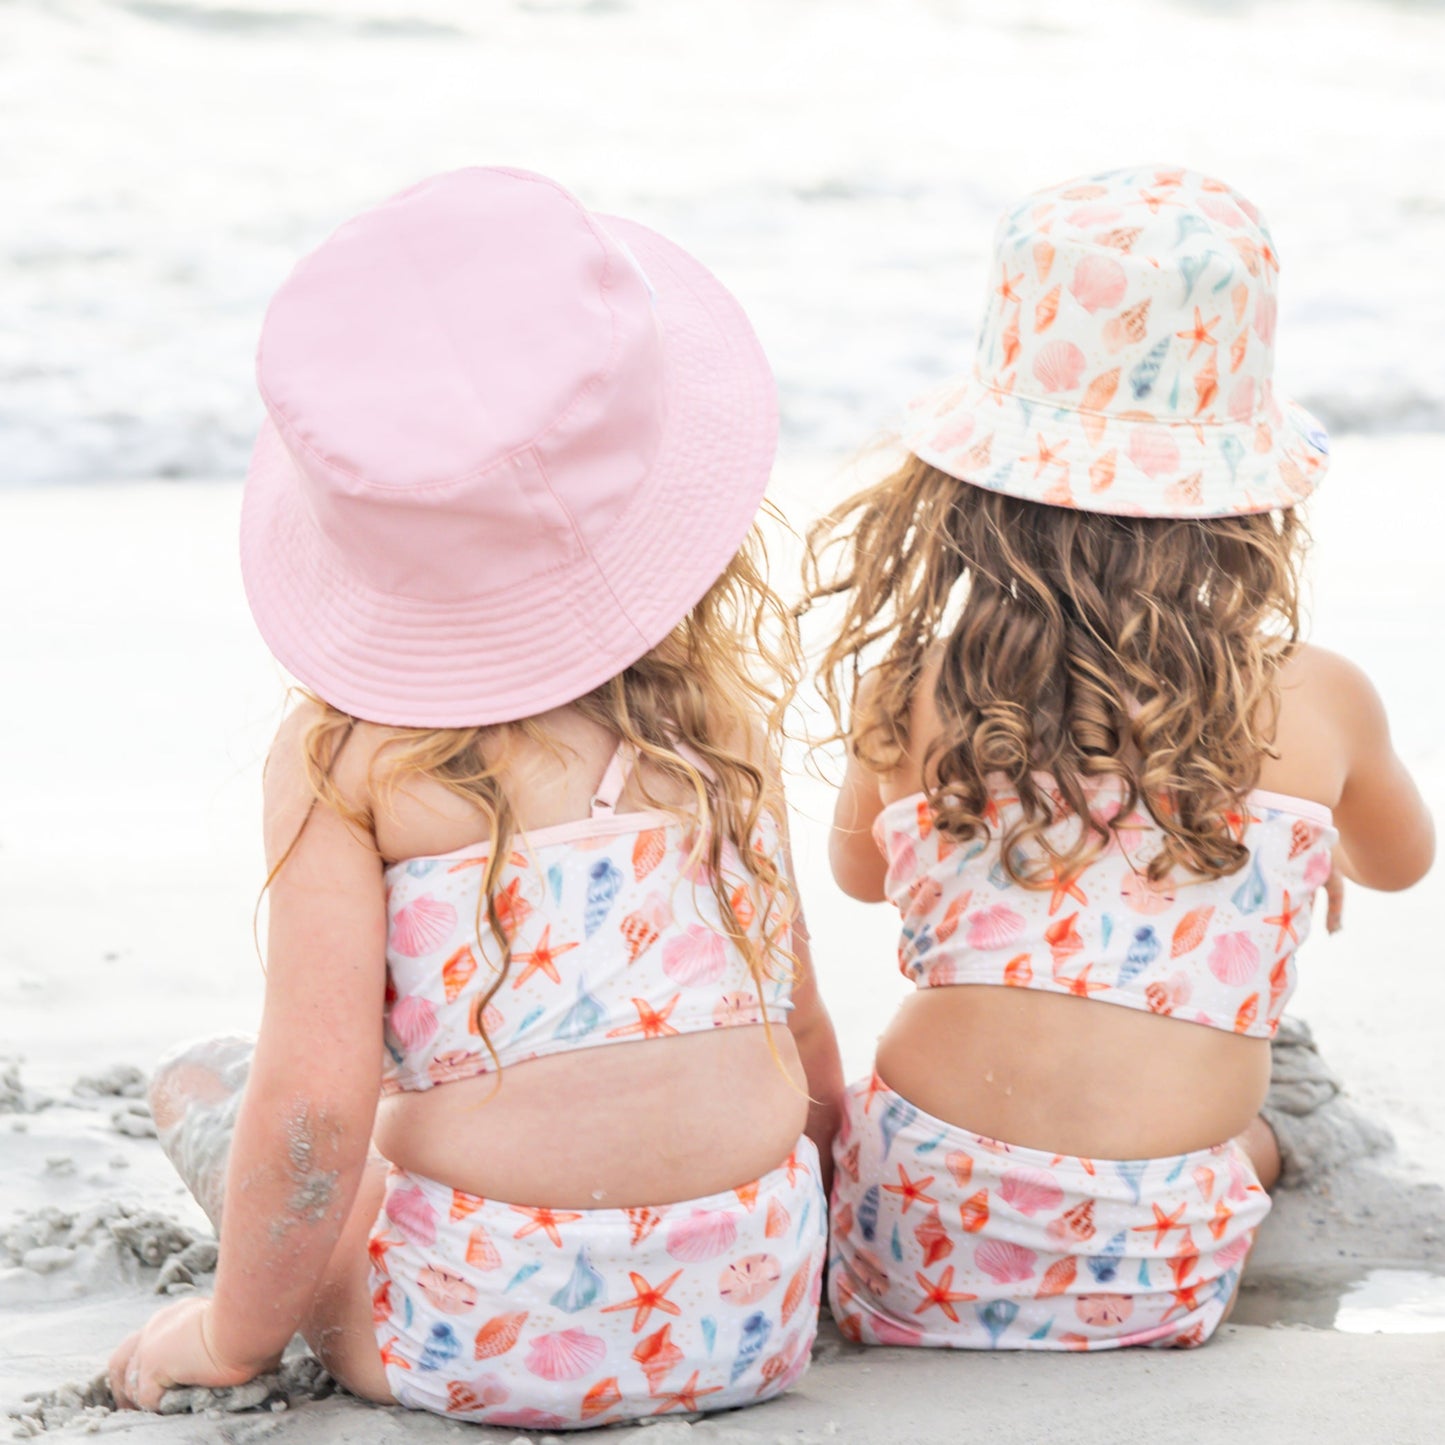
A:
801;455;1308;885
269;519;802;1067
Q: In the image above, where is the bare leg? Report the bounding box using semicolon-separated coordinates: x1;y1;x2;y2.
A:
148;1038;395;1404
1236;1114;1282;1192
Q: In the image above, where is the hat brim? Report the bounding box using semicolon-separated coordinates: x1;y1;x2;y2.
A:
903;372;1329;518
240;217;777;728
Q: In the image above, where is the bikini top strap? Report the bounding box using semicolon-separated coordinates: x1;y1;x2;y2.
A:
590;740;638;817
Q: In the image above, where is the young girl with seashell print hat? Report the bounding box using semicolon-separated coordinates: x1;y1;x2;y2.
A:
105;168;844;1427
802;164;1433;1350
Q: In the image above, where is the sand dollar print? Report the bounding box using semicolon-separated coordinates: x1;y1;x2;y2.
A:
718;1253;782;1305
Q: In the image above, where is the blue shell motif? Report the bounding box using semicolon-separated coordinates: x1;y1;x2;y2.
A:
1176;213;1212;245
554;979;606;1042
879;1096;918;1160
511;1005;545;1042
858;1184;881;1243
584;858;625;936
1177;248;1219;304
978;1299;1019;1347
1100;913;1114;952
730;1311;771;1384
505;1261;541;1293
1164;1153;1188;1185
1114;1160;1146;1205
1138;1257;1154;1289
405;858;438;879
890;1222;904;1264
914;1128;949;1157
1029;1320;1053;1342
701;1316;717;1355
1220;433;1245;479
419;1321;460;1372
551;1246;607;1313
1087;1229;1128;1284
1117;926;1160;988
1232;855;1267;913
546;862;565;903
1130;337;1172;401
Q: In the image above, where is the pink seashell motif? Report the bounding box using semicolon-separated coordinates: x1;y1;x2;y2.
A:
390;995;439;1053
662;924;728;987
524;1328;606;1382
391;894;458;957
1127;425;1182;480
1067;201;1124;228
966;904;1026;950
1199;196;1245;229
417;1265;479;1315
719;1253;782;1305
871;1316;924;1347
1032;339;1086;394
384;1184;437;1246
1228;376;1256;424
1208;931;1260;986
665;1208;739;1263
1069;253;1128;313
851;1246;890;1297
1254;292;1278;346
1302;850;1332;890
1215;1233;1253;1271
932;413;975;451
975;1238;1038;1285
998;1166;1065;1217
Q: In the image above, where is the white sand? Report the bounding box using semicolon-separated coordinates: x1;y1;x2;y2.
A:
2;438;1443;1441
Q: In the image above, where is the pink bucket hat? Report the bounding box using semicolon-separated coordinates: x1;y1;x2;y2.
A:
240;167;777;727
904;165;1329;517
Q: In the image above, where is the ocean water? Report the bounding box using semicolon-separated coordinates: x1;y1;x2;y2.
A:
4;0;1445;486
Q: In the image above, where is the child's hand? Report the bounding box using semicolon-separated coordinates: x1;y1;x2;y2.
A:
107;1298;262;1411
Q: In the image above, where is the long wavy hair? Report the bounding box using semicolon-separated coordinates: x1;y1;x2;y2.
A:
801;455;1308;884
266;519;802;1068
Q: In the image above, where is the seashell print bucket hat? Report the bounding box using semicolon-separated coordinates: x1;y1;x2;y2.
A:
240;167;778;728
904;165;1330;517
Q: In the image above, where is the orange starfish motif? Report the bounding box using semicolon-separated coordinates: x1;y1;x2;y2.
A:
510;1203;583;1248
860;1070;888;1114
512;925;579;988
492;878;533;938
1166;1283;1202;1320
606;994;682;1040
881;1164;938;1215
602;1269;684;1333
651;1371;723;1415
1262;890;1302;950
997;267;1024;304
1132;1200;1187;1249
1175;306;1220;357
1053;962;1109;998
1046;867;1088;915
1020;433;1069;478
912;1265;977;1323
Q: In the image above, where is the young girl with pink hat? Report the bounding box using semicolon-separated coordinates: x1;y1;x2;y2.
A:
803;164;1433;1349
106;167;844;1426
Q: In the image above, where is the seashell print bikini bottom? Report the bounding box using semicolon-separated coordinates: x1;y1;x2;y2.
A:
369;1136;827;1428
828;1077;1270;1351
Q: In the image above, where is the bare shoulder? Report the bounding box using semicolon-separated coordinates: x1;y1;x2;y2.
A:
1277;643;1390;739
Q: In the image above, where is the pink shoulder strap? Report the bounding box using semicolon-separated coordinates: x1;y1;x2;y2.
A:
589;741;637;817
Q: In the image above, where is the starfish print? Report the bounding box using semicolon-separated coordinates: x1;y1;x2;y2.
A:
602;1268;684;1333
1053;962;1109;998
492;878;533;938
606;994;682;1040
1132;1200;1187;1249
881;1164;938;1215
1046;867;1088;915
651;1371;723;1415
512;925;579;988
1175;306;1220;357
1208;1198;1234;1242
912;1266;977;1323
1263;890;1302;951
1165;1283;1202;1320
1020;434;1069;479
510;1203;583;1248
861;1070;888;1114
997;267;1024;304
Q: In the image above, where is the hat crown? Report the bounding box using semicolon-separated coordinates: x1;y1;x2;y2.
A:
974;166;1282;430
256;167;664;602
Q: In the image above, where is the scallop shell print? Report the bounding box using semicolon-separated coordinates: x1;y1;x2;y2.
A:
662;924;728;988
975;1239;1037;1285
391;894;457;957
524;1328;606;1382
1208;931;1260;986
1068;253;1128;313
666;1208;740;1263
1032;339;1086;395
998;1166;1065;1217
966;904;1026;950
389;994;438;1052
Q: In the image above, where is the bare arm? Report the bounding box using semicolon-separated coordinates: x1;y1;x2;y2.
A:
784;904;845;1196
207;707;388;1370
829;748;889;902
1317;651;1434;891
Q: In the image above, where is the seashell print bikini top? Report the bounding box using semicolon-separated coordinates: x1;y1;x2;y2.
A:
873;781;1337;1039
380;743;793;1094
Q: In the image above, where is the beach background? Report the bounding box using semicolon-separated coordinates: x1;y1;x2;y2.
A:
3;0;1444;1440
